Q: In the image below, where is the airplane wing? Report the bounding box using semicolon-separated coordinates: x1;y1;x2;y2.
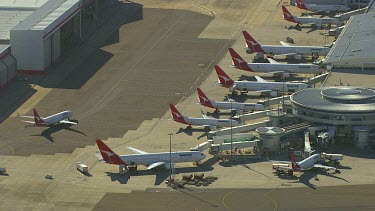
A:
147;162;165;170
127;147;148;154
267;58;279;64
20;116;35;119
270;160;292;164
277;53;299;57
254;76;267;83
21;120;36;124
59;120;78;125
313;164;336;170
279;41;291;46
200;109;209;119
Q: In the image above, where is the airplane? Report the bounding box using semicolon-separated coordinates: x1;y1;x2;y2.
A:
295;0;350;13
20;109;77;127
214;65;308;96
170;103;241;130
242;31;330;59
229;48;322;78
282;5;343;27
197;88;266;113
272;153;336;175
96;139;206;170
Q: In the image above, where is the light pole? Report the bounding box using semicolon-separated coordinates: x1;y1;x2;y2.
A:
168;133;173;187
230;100;233;160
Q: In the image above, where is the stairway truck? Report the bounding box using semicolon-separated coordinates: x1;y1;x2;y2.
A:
76;162;89;174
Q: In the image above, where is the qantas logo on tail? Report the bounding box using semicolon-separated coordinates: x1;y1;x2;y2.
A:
295;0;308;10
169;104;188;124
33;109;46;126
242;31;265;53
228;48;253;72
197;88;214;108
282;6;297;23
214;65;234;88
96;140;127;165
290;153;302;171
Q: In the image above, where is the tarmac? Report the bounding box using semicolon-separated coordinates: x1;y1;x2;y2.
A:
0;0;374;210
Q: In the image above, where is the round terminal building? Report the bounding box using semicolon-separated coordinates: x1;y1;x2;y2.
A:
291;87;375;126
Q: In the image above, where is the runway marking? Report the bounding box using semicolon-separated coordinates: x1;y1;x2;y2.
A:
221;189;239;211
264;185;282;211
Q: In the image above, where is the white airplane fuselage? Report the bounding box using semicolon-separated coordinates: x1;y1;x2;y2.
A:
304;4;350;13
230;81;308;93
184;116;241;127
297;154;321;170
43;111;73;125
119;151;206;166
295;16;342;25
252;45;330;56
247;63;322;74
210;101;265;111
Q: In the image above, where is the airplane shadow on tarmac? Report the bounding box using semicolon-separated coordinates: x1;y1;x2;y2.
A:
30;123;87;142
175;128;208;140
105;162;215;185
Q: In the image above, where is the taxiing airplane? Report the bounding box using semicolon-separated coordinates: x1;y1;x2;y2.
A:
214;65;308;96
243;31;330;59
96;139;206;170
229;48;322;78
20;109;77;127
197;88;266;113
295;0;350;13
170;104;241;130
282;6;343;27
272;153;336;174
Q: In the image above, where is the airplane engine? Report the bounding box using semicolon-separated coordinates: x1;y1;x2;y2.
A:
270;91;278;97
282;72;290;78
229;84;237;92
294;55;302;60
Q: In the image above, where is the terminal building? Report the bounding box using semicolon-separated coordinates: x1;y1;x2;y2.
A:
324;0;375;70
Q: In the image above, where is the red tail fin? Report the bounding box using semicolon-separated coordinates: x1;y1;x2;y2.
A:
214;65;234;88
242;31;265;53
33;109;46;126
295;0;308;10
96;139;127;165
169;104;187;124
290;153;301;170
282;6;297;23
228;48;253;72
197;88;214;108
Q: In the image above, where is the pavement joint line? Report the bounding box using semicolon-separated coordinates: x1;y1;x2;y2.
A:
192;3;215;17
75;0;196;120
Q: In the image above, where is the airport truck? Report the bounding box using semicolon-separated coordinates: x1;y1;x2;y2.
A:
76;162;88;174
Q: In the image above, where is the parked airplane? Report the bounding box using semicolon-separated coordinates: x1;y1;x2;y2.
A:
272;153;336;174
214;65;308;96
229;48;322;78
242;31;330;59
170;104;241;130
295;0;350;13
20;109;77;126
197;88;266;113
96;139;206;170
282;6;343;27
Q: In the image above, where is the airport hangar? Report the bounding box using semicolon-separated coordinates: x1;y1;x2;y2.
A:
0;0;102;88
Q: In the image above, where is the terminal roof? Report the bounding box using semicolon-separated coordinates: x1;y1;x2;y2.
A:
324;0;375;66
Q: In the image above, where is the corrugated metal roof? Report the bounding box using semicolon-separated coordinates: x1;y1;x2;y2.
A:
0;9;34;40
12;0;81;33
0;0;49;9
324;0;375;65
